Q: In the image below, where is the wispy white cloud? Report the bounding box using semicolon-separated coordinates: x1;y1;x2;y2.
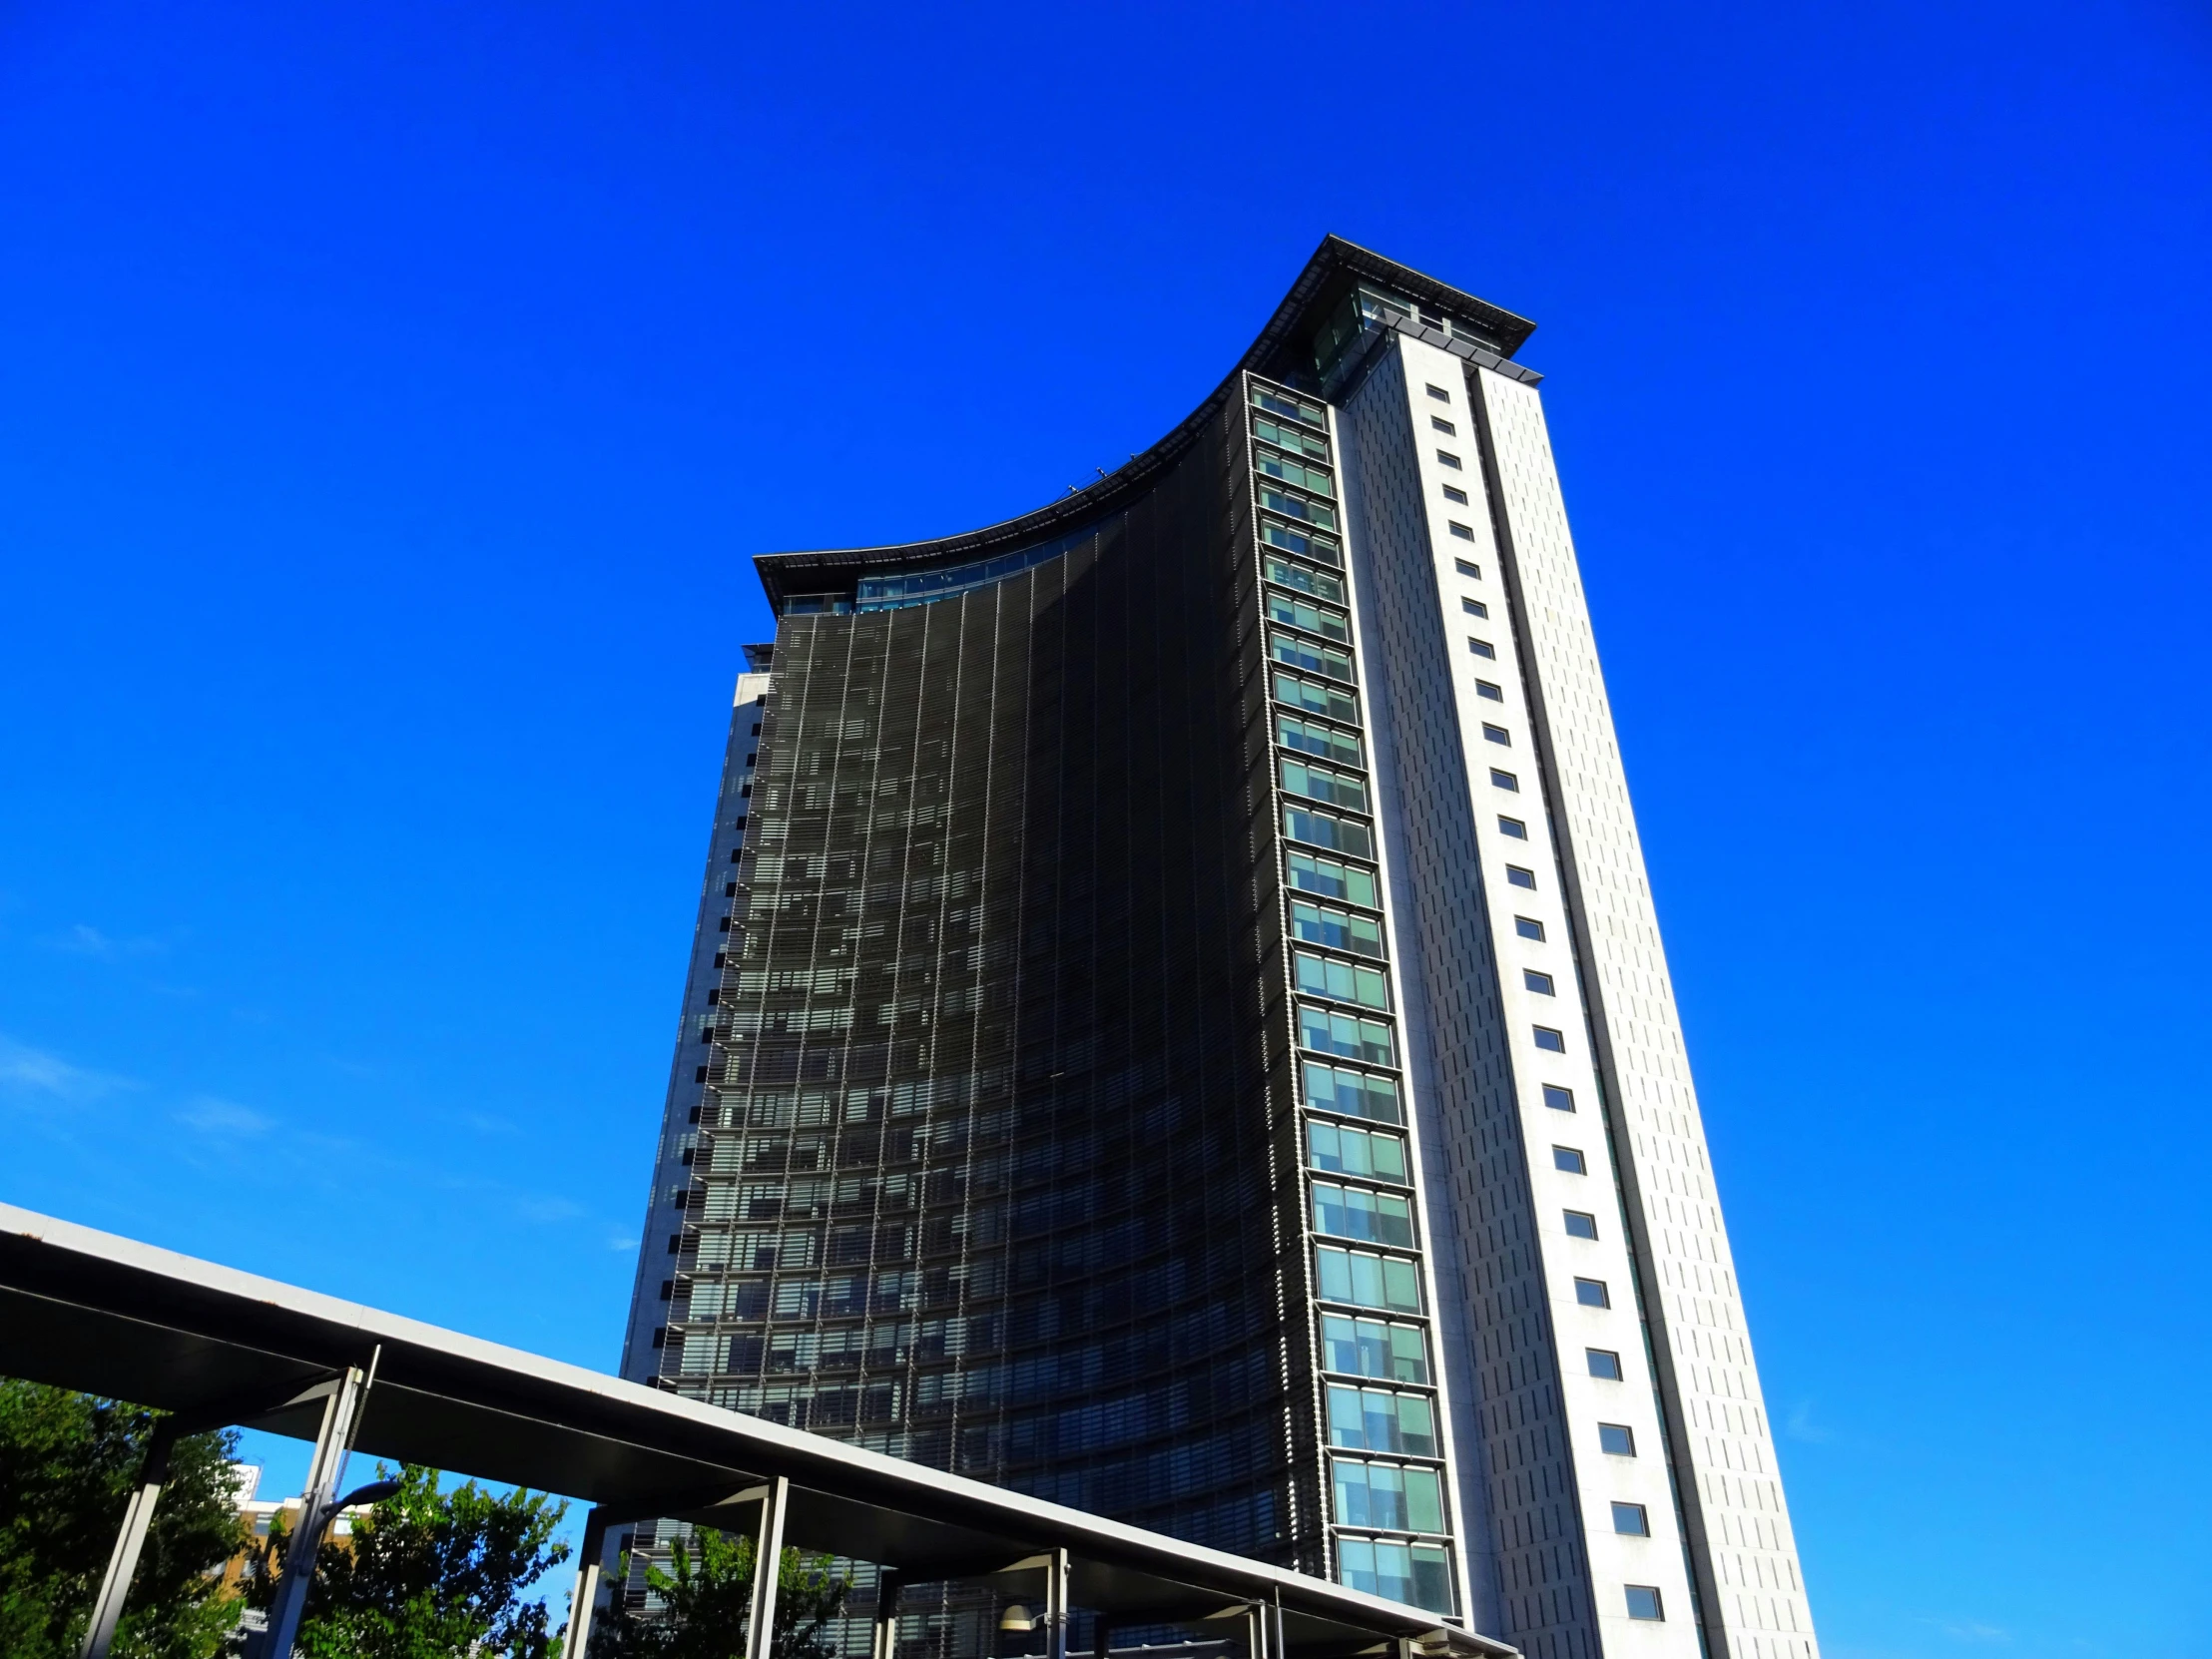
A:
1785;1399;1833;1443
609;1237;638;1252
177;1096;275;1136
1926;1619;2011;1646
1947;1624;2009;1645
514;1194;587;1224
0;1035;135;1103
49;923;166;959
463;1112;520;1136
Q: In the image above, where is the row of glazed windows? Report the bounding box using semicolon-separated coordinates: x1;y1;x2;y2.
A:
1266;588;1350;642
1295;948;1388;1007
1255;446;1333;498
1262;517;1341;566
1330;1384;1436;1455
1281;756;1366;812
1300;1004;1394;1068
849;522;1092;611
1264;553;1342;604
1254;414;1330;461
1316;1243;1420;1312
1313;1181;1414;1250
1288;847;1378;908
1338;1538;1452;1616
1332;1457;1445;1533
685;1271;918;1321
1283;804;1372;860
1323;1314;1427;1382
1265;484;1327;528
1279;713;1362;769
1275;429;1397;1144
1276;670;1359;727
1309;1118;1404;1182
1292;900;1382;959
1271;629;1354;683
1251;375;1456;1619
1252;383;1327;430
1250;379;1340;552
1304;1062;1400;1126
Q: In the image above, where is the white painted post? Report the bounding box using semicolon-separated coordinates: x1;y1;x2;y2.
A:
1044;1548;1070;1659
871;1570;902;1659
253;1354;376;1659
742;1476;789;1659
560;1507;610;1659
78;1417;180;1659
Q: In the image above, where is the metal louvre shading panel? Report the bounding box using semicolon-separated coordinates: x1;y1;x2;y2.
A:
680;399;1307;1562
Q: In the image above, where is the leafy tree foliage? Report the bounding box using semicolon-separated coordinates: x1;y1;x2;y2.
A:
0;1381;244;1659
587;1530;849;1659
246;1462;570;1659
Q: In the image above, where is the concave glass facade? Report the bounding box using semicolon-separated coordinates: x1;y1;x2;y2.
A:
697;402;1303;1552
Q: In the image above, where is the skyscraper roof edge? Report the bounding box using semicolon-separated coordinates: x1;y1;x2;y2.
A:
751;237;1539;614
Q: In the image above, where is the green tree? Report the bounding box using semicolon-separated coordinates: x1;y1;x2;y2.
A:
0;1381;245;1659
586;1530;849;1659
246;1462;570;1659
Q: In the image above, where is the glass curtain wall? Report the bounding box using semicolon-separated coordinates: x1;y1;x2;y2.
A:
665;398;1302;1569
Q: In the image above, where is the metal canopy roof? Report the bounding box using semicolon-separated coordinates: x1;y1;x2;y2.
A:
751;236;1539;613
0;1203;1511;1658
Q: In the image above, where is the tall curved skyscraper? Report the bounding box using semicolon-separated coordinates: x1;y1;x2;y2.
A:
618;238;1820;1659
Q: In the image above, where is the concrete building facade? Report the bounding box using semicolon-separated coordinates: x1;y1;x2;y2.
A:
618;239;1818;1659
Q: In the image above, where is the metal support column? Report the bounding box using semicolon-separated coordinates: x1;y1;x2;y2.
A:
742;1475;789;1659
1267;1590;1287;1659
559;1507;610;1659
78;1416;181;1659
870;1570;902;1659
1243;1605;1267;1659
1091;1614;1111;1659
1043;1547;1070;1659
252;1352;377;1659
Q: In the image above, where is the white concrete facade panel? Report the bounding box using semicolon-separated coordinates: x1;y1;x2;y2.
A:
1340;334;1708;1659
1471;366;1819;1659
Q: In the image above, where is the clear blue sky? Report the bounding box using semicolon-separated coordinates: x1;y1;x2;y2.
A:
2;2;2207;1654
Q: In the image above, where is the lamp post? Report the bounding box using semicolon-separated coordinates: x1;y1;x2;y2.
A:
249;1476;400;1657
248;1357;380;1659
333;1477;404;1512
